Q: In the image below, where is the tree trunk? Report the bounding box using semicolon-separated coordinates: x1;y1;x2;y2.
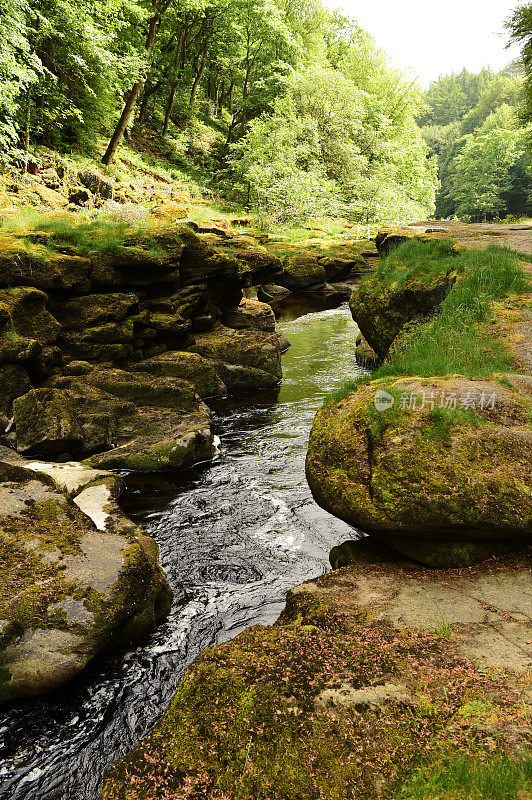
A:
24;89;31;159
102;12;162;165
163;82;179;135
189;56;206;110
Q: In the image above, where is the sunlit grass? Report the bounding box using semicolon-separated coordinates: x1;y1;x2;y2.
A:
372;241;530;379
400;751;532;800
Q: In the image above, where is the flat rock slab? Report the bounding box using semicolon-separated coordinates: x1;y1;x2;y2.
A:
291;551;532;673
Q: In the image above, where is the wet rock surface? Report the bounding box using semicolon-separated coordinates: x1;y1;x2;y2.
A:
0;447;171;702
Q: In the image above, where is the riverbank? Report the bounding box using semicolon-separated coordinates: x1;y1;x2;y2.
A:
100;223;531;800
0;302;360;799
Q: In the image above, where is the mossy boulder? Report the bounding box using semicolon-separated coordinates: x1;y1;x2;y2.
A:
0;364;32;415
306;377;532;567
257;284;291;304
349;271;455;359
86;369;200;411
130;351;227;399
49;293;139;329
189;324;282;390
0;287;61;345
13;388;83;458
278;255;326;290
222;298;276;332
87;404;214;472
0;449;171;703
0;245;91;291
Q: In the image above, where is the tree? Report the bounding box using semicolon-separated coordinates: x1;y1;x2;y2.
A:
447;128;521;221
0;0;42;152
507;3;532;132
234;62;437;225
102;0;172;165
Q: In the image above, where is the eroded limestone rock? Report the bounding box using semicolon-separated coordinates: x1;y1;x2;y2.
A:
0;448;171;702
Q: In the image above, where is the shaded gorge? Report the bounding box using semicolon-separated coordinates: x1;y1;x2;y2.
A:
0;301;364;800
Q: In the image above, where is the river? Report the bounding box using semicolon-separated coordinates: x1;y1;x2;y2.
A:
0;301;364;800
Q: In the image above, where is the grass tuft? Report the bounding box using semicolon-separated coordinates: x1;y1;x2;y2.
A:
400;751;532;800
372;242;530;379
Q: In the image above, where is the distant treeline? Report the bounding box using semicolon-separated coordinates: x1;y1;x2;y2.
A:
1;0;531;223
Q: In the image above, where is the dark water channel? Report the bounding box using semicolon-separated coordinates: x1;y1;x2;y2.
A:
0;300;364;800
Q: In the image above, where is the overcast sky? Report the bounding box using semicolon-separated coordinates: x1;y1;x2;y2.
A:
324;0;524;87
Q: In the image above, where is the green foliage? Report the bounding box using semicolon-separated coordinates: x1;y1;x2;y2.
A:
400;751;532;800
422;66;532;221
507;3;532;135
372;237;459;284
372;241;529;379
234;60;437;225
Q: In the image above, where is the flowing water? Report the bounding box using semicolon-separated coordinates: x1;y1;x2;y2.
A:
0;301;365;800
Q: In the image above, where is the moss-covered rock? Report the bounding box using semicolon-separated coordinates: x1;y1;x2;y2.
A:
86;368;200;411
257;283;291;304
49;293;139;329
0;448;171;703
13;387;83;458
222;298;276;332
0;245;91;291
0;364;32;415
306;377;532;566
355;333;380;370
100;550;531;800
189;324;282;390
130;351;227;399
87;404;214;472
278;255;326;290
349;271;455;359
0;287;61;345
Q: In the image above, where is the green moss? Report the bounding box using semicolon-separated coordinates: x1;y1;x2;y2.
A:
424;406;485;441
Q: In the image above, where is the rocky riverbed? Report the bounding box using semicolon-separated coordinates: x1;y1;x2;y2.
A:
101;223;531;800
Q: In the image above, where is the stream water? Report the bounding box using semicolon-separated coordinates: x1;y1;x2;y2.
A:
0;300;364;800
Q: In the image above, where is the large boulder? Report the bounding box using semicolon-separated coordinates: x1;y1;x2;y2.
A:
0;364;32;415
0;287;61;345
257;284;291;304
86;369;200;411
87;404;215;472
349;271;455;359
0;246;91;291
130;352;227;399
306;377;532;567
222;298;276;332
278;255;326;291
13;388;82;458
49;293;139;329
0;448;171;702
189;324;282;391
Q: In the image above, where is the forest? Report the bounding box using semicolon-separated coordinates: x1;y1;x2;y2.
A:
1;0;532;225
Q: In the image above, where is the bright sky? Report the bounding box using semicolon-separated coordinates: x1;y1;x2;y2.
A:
324;0;524;87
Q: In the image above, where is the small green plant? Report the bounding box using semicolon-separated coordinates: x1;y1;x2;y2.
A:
424;406;484;441
430;618;454;639
400;750;532;800
457;699;497;720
